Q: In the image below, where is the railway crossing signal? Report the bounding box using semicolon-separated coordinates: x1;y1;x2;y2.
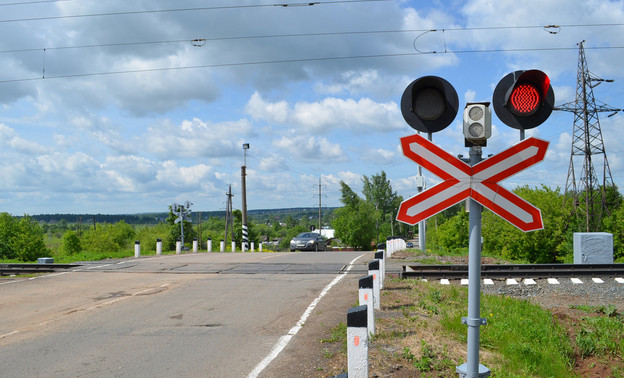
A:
397;70;554;378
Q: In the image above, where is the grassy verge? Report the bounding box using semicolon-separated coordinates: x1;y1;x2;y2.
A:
320;278;624;377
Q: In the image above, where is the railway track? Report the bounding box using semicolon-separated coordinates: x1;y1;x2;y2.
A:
401;263;624;279
0;263;81;276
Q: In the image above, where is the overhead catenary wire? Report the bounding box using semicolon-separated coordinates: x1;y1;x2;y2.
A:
1;44;623;84
0;0;391;23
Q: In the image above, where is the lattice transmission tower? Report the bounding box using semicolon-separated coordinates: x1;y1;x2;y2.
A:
557;41;622;232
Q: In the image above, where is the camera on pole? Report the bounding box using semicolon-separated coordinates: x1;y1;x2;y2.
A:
400;76;459;134
492;69;555;130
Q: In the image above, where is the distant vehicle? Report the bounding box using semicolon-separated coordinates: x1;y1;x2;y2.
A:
290;232;327;251
406;242;414;248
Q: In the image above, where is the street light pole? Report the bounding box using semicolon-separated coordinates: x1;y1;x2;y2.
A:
242;143;250;251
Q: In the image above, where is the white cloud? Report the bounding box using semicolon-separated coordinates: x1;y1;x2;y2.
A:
273;133;347;162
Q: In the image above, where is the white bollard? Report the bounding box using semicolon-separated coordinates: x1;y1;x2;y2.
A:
347;305;369;378
176;240;182;254
251;242;255;252
358;275;375;337
220;239;225;252
193;238;198;253
156;238;162;255
375;250;385;289
259;242;263;252
207;238;212;252
134;241;140;258
231;241;236;252
368;260;381;310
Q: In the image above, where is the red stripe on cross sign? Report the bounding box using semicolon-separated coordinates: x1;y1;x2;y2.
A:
396;134;549;232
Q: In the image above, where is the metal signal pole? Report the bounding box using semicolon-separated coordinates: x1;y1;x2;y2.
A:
241;143;250;251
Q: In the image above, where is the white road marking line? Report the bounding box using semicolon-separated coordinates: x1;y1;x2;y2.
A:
0;331;20;339
247;253;366;378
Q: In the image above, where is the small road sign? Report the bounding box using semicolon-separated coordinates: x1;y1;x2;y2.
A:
396;134;549;232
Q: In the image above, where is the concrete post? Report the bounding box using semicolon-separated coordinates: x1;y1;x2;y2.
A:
231;241;236;252
358;275;375;337
374;250;385;289
220;239;225;252
156;238;162;255
134;240;140;258
207;238;212;252
251;242;255;252
176;239;182;254
347;305;368;378
193;238;198;253
368;260;381;310
259;242;263;252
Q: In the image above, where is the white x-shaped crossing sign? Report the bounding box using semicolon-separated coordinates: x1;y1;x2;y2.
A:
396;134;549;232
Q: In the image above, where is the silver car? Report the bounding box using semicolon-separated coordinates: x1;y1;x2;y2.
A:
290;232;327;251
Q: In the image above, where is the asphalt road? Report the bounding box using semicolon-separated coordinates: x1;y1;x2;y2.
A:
0;251;373;377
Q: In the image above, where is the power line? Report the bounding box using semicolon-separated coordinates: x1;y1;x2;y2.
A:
2;22;623;55
2;44;623;84
0;0;72;6
0;0;391;23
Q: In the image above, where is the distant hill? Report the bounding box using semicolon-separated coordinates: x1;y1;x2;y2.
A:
29;207;339;225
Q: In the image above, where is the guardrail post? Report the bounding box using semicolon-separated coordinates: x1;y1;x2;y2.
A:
368;260;381;310
156;238;162;255
176;239;182;254
220;239;225;252
134;240;140;258
347;305;368;378
358;275;375;337
193;238;198;253
374;250;385;289
207;238;212;252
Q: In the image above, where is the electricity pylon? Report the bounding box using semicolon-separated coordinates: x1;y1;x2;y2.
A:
557;41;621;232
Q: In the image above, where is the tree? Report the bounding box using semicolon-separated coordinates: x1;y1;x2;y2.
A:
332;181;378;250
481;185;572;263
13;216;51;261
333;200;377;250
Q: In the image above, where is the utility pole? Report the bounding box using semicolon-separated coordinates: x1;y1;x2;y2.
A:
557;41;621;232
225;185;234;246
318;177;322;231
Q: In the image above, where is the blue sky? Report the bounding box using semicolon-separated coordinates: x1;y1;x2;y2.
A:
0;0;623;215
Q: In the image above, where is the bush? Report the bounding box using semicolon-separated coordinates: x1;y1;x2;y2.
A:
59;230;82;255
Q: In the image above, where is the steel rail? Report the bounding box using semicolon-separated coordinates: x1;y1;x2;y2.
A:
401;263;624;279
0;263;80;276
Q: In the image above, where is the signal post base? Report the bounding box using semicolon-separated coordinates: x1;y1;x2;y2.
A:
456;363;491;378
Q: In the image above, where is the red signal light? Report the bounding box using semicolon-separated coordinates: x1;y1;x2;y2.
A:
509;83;541;116
492;70;555;130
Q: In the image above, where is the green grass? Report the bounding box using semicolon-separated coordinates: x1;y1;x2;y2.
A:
412;281;576;377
